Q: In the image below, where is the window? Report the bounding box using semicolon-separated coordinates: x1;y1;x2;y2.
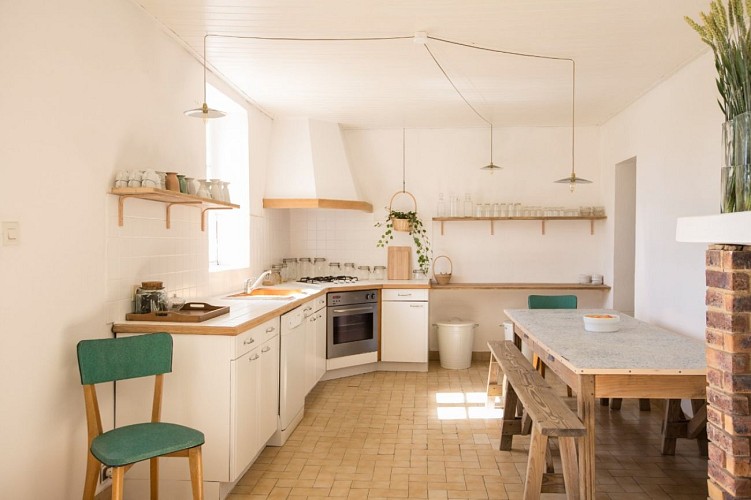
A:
206;84;250;271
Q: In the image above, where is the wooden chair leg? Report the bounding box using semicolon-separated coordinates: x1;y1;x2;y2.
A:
558;437;581;500
150;457;159;500
545;442;555;473
111;466;125;500
566;386;573;398
82;453;100;500
609;398;622;410
524;426;548;500
189;446;204;500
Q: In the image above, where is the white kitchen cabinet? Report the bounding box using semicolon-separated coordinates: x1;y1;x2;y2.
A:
381;289;429;363
115;316;280;489
304;296;326;394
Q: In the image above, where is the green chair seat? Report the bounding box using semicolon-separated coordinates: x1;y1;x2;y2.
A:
91;422;205;467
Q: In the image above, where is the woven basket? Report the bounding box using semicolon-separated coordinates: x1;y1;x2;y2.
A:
432;255;453;285
388;191;417;232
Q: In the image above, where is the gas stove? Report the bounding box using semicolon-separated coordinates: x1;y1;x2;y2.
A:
298;275;358;285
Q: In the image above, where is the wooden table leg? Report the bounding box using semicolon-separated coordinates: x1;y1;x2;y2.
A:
661;399;684;455
577;375;596;500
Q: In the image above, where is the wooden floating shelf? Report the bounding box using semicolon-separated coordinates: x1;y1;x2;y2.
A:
429;282;611;290
432;216;607;236
263;198;373;213
111;187;240;231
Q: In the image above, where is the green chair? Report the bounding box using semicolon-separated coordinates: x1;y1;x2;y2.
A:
527;294;578;309
77;333;204;500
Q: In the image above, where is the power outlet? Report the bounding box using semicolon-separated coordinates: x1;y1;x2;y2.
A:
100;465;112;484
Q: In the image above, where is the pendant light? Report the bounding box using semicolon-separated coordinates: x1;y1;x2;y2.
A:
185;35;225;122
554;60;590;191
481;123;502;174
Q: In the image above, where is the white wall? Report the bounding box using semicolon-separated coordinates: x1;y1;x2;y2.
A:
289;126;610;350
0;1;285;498
600;51;718;339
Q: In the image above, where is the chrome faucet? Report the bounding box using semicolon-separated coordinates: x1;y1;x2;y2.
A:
245;270;271;293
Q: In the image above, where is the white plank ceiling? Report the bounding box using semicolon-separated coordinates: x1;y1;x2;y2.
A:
132;0;712;129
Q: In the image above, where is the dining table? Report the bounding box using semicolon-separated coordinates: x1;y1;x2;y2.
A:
503;308;707;500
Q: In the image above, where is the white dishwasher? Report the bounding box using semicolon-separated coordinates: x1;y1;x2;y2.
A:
269;305;306;446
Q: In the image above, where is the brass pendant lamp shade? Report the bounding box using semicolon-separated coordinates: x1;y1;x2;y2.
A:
554;60;589;191
481;123;502;173
185;35;225;121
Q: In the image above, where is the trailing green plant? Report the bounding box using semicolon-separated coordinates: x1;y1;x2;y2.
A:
375;209;431;274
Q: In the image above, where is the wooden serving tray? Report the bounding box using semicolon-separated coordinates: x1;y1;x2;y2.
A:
125;302;229;323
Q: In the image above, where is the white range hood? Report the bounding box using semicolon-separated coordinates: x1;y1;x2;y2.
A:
263;118;372;212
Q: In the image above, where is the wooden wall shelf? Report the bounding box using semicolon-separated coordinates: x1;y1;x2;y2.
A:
430;282;611;291
432;216;606;236
111;187;240;231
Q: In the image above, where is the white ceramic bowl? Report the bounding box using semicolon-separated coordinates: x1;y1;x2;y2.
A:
583;313;620;332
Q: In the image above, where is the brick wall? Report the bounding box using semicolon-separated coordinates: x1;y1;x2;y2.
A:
706;244;751;499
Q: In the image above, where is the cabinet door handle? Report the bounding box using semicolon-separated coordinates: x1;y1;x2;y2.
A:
261;346;271;353
397;293;412;297
243;338;255;345
265;326;275;333
249;353;260;361
304;306;313;312
410;304;424;308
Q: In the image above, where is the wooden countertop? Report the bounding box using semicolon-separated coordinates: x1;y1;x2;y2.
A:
111;280;609;336
430;282;611;290
112;280;430;336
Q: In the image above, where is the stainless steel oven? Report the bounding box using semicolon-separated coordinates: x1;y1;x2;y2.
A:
327;289;379;359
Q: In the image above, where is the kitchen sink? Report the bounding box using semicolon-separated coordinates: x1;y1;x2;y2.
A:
226;288;304;300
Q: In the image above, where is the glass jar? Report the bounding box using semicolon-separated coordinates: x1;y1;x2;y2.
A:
264;265;283;286
373;265;386;280
329;262;341;275
314;257;327;277
357;265;371;281
283;258;298;281
343;262;356;277
134;281;167;314
413;269;427;280
298;257;313;278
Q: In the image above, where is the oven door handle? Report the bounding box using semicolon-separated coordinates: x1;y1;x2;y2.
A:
331;306;374;314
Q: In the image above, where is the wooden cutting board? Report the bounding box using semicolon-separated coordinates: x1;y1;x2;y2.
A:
387;246;411;280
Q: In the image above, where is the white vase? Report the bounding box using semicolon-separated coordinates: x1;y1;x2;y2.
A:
185;177;198;195
196;179;210;199
220;181;230;202
210;178;223;200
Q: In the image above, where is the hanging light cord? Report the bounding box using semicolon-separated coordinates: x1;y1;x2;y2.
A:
198;32;576;175
402;128;406;192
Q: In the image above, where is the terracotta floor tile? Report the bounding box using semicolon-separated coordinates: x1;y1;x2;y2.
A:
230;361;707;499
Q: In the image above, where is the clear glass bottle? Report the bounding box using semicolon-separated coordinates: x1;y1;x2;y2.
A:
328;262;341;275
343;262;356;277
134;281;167;314
373;265;386;280
450;194;460;217
283;258;298;281
298;257;312;278
463;193;473;218
357;265;371;281
437;193;447;217
314;257;327;277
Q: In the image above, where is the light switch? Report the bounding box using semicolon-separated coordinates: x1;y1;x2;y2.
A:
2;221;19;246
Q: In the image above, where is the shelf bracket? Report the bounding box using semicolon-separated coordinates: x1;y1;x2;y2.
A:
490;220;495;236
541;220;546;235
166;202;202;229
440;221;445;236
117;195;132;226
591;220;595;235
201;207;234;231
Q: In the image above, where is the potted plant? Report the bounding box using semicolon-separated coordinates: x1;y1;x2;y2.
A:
686;0;751;212
376;206;431;275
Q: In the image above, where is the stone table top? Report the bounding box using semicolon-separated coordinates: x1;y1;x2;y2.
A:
504;309;706;375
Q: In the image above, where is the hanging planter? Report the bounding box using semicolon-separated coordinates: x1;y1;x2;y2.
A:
388;191;417;232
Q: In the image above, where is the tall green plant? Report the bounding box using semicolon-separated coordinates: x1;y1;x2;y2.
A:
686;0;751;120
686;0;751;212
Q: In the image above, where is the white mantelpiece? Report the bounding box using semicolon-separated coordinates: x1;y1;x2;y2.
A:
676;212;751;244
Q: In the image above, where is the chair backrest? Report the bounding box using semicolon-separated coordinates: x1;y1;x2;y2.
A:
77;333;173;385
527;294;577;309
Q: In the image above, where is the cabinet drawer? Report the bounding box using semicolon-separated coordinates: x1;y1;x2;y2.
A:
313;296;326;311
235;317;279;358
382;289;429;301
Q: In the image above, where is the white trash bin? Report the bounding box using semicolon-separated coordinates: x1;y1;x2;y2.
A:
435;318;478;369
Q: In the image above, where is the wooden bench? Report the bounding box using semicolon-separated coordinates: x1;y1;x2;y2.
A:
487;340;586;500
